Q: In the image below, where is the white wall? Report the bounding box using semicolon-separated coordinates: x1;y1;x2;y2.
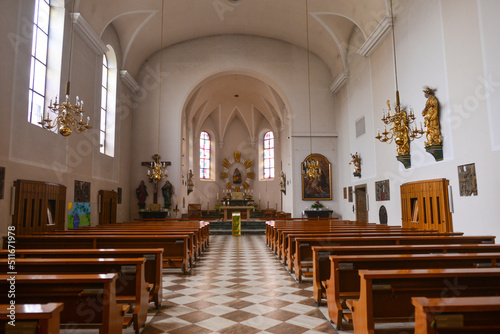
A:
0;1;133;233
336;0;500;237
131;35;336;218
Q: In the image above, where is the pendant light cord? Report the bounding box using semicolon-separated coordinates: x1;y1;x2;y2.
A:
66;0;76;95
390;0;400;105
305;0;313;158
158;0;164;153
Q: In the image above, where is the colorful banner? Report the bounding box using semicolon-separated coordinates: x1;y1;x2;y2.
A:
68;202;91;228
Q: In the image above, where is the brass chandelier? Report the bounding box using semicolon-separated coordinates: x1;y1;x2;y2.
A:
375;0;424;168
147;154;168;183
145;0;167;185
301;0;322;180
39;0;91;137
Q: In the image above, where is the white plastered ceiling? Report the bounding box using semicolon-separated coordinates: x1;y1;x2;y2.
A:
75;0;389;133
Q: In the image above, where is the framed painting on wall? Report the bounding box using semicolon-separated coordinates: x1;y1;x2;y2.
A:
74;180;90;203
458;163;477;196
375;179;390;201
301;153;332;200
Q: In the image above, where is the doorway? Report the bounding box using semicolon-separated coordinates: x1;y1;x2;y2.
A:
355;184;368;223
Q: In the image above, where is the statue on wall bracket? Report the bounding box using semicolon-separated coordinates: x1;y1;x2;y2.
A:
349;152;361;177
422;86;443;161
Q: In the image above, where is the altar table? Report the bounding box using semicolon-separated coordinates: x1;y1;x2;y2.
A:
220;206;252;221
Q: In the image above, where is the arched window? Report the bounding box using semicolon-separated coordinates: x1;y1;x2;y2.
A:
28;0;51;125
200;131;211;179
263;131;275;179
99;46;117;156
99;54;108;154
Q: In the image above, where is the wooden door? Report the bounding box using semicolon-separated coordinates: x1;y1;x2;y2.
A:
98;190;117;225
355;184;368;223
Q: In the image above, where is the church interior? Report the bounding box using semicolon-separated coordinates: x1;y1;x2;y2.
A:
1;0;500;333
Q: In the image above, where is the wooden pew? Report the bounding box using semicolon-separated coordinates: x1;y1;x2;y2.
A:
2;234;190;273
281;230;461;267
71;220;210;257
324;252;500;329
0;303;63;334
347;268;500;334
292;235;496;281
412;296;500;334
312;243;500;306
0;257;149;332
39;230;198;266
0;274;127;334
0;248;163;308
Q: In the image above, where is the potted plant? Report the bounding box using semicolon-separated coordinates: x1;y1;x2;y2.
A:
311;200;324;210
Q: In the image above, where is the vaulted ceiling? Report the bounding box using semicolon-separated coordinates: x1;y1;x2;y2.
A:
77;0;390;80
75;0;391;138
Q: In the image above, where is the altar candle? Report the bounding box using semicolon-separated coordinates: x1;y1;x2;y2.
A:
217;193;219;200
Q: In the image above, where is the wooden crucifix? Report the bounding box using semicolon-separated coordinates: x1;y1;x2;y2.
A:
141;154;171;204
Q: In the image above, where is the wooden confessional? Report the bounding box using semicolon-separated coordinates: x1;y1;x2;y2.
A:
12;179;66;234
400;178;453;232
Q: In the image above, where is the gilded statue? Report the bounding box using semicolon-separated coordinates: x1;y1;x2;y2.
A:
391;102;410;156
349;152;361;177
422;87;442;147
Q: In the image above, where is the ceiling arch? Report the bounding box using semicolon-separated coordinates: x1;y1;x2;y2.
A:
185;73;287;147
76;0;389;79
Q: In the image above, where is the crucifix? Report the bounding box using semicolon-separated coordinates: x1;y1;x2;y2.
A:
141;154;171;204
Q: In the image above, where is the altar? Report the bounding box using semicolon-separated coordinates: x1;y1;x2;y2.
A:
220;206;253;221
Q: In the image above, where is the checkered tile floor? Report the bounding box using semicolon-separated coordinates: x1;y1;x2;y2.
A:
141;234;343;334
60;234;416;333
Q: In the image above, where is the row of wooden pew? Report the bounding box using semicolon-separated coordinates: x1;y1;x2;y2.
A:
266;219;500;334
1;219;210;333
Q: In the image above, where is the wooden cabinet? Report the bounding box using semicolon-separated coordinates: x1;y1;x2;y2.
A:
12;179;66;234
400;178;453;232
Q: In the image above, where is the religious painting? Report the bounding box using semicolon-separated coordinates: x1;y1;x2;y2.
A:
375;179;390;201
348;186;353;202
301;154;332;200
458;163;478;196
0;167;4;200
117;187;122;204
68;202;91;228
74;180;90;203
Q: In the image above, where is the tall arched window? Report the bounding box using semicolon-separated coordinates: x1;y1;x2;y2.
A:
28;0;51;125
99;54;108;154
200;131;211;179
99;46;117;156
263;131;275;179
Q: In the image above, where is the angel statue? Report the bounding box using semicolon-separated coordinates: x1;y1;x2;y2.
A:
349;152;361;177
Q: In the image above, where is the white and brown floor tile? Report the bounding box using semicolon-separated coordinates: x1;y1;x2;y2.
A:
142;234;344;334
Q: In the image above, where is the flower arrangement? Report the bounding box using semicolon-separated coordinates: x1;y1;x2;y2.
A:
311;200;324;210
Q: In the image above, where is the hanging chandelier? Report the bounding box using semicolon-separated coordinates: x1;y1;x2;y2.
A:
301;0;322;180
374;0;424;168
39;0;91;137
147;154;168;183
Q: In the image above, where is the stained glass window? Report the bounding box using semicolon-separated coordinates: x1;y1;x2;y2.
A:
263;131;275;179
200;132;211;179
